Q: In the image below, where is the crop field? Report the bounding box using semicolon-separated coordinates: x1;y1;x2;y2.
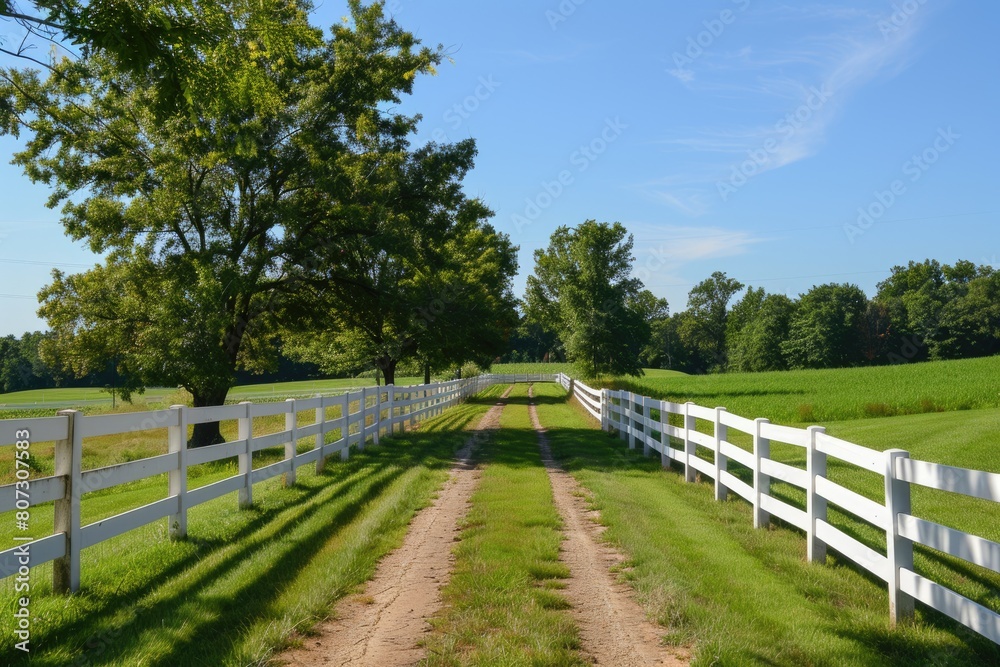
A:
613;355;1000;425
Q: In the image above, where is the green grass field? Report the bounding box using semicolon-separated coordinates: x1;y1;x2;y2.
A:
2;361;998;663
612;355;1000;425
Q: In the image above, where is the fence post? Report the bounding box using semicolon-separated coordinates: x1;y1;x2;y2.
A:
53;409;81;593
660;401;670;469
168;405;188;539
600;388;609;432
358;387;367;451
387;385;396;435
806;425;827;563
642;399;651;458
714;407;728;501
683;402;696;483
284;399;297;487
611;391;623;441
627;393;636;450
406;387;417;430
238;402;253;509
373;386;381;446
340;392;351;461
315;394;327;474
753;417;770;529
884;448;915;625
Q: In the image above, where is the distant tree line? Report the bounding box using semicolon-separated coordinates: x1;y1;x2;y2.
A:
0;331;327;394
509;246;1000;376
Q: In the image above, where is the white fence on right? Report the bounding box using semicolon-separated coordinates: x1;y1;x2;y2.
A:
555;373;1000;645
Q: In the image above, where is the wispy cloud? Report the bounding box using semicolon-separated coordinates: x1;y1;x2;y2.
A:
626;221;762;297
652;2;933;213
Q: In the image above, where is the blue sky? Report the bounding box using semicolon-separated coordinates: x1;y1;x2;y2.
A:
0;0;997;336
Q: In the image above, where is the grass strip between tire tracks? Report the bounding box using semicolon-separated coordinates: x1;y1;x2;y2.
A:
422;383;585;666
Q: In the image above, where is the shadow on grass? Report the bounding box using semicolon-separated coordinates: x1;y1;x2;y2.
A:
1;423;467;666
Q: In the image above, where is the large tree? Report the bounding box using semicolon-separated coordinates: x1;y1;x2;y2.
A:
782;283;868;369
525;220;649;378
282;141;519;385
0;1;283;116
726;288;795;372
4;1;445;445
677;271;744;373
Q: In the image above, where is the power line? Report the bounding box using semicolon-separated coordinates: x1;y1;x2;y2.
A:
654;269;892;290
0;257;92;268
637;211;992;243
0;293;36;300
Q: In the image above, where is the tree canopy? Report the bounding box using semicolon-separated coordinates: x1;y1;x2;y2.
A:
525;220;650;378
2;1;497;444
281;139;518;385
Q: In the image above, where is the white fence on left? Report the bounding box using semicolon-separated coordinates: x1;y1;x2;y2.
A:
0;375;506;593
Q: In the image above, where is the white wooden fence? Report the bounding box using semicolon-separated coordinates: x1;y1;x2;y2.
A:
4;370;996;646
554;373;1000;646
0;375;506;592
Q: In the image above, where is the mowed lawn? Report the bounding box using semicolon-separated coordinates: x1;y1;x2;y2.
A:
0;387;507;666
533;382;1000;666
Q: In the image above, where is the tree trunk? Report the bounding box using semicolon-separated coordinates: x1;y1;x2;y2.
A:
424;362;431;385
378;358;398;386
189;388;230;447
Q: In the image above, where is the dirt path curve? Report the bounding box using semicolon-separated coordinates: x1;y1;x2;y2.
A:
277;388;512;667
528;386;689;667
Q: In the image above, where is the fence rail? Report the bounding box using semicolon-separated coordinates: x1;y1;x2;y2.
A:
0;375;506;592
552;373;1000;646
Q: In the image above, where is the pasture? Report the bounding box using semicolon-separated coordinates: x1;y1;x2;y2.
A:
613;355;1000;424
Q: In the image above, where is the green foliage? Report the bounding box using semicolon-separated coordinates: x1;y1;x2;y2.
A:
876;259;1000;362
675;271;744;373
782;283;868;369
2;2;451;442
282;141;519;385
526;221;649;378
726;288;795;372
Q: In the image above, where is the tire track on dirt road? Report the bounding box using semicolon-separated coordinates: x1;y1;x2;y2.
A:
528;385;689;667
